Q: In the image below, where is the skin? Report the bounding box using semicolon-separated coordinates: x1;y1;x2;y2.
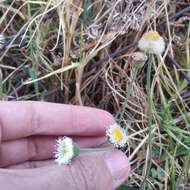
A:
0;101;130;190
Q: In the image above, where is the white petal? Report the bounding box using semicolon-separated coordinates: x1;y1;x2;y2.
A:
54;137;75;165
106;123;128;148
138;35;165;55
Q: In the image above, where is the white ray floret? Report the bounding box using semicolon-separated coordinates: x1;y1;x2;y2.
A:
55;137;79;165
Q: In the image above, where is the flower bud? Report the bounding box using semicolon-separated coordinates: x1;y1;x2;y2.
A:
138;31;165;55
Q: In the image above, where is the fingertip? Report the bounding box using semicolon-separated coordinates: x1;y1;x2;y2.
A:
101;110;115;126
104;150;131;188
73;106;115;136
96;109;115;129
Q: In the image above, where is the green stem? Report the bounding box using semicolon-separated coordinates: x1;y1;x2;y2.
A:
155;56;167;107
142;57;153;189
80;147;114;152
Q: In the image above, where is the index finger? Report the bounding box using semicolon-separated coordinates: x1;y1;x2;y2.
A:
0;101;114;141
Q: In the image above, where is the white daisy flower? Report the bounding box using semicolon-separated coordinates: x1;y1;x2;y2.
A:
106;123;128;148
55;137;79;165
138;31;165;55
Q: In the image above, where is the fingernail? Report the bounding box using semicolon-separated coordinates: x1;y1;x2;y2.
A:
104;150;130;188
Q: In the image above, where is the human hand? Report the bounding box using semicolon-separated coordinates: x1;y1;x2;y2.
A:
0;101;130;190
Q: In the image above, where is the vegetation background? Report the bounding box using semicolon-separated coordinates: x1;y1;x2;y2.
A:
0;0;190;189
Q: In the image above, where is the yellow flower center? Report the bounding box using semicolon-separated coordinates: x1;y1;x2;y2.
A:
143;31;161;41
61;144;68;155
112;128;124;141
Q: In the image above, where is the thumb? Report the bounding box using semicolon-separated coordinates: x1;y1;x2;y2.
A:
46;150;130;190
1;150;130;190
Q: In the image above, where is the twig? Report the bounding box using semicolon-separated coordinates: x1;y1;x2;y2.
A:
91;42;137;69
166;55;190;84
181;91;190;100
9;84;24;97
157;5;190;27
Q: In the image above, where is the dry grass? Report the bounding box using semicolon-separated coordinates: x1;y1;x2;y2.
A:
0;0;190;189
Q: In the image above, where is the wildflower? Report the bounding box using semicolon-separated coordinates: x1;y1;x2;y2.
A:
106;123;128;148
138;31;165;55
0;34;5;50
131;51;148;68
55;137;79;165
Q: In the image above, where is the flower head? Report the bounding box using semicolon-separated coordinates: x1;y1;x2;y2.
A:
106;123;128;148
131;51;148;68
138;31;165;55
55;137;79;165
